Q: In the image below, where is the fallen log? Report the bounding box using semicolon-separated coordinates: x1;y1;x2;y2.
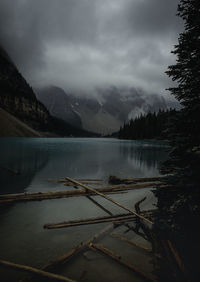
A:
0;189;124;205
0;259;75;282
111;233;152;253
48;179;70;183
86;195;113;216
160;240;181;281
76;179;103;182
122;223;150;242
0;181;163;205
109;175;165;185
90;244;156;282
167;240;186;276
66;177;153;225
48;179;103;185
43;224;113;271
160;240;190;282
0;189;86;204
134;197;147;232
44;210;154;229
44;215;135;229
135;197;156;252
64;181;103;186
100;181;163;191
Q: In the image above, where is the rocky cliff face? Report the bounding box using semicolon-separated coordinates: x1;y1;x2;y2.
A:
35;86;82;129
68;94;122;135
0;46;49;131
36;85;170;135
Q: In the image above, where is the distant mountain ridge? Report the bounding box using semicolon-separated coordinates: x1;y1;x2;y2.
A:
36;85;173;135
35;86;82;129
0;46;96;137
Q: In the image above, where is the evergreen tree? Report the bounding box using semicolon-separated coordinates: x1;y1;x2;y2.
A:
118;109;173;140
166;0;200;157
154;1;200;280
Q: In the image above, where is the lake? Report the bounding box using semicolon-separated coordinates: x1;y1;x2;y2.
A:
0;138;169;282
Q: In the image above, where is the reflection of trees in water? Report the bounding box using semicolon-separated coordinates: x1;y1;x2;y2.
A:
120;143;169;173
0;139;48;194
0;139;170;194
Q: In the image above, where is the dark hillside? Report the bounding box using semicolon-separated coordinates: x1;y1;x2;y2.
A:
0;46;49;131
0;46;96;137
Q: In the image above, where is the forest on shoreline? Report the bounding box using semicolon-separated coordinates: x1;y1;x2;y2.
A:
118;109;176;141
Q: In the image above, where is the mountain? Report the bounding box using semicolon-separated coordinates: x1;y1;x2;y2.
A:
68;94;121;135
0;46;49;133
36;85;171;135
0;47;95;137
0;107;42;137
35;86;82;129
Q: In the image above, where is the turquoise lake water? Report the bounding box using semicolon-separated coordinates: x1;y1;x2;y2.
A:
0;138;169;282
0;137;169;194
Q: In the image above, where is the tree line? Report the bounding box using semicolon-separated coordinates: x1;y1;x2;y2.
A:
118;109;176;140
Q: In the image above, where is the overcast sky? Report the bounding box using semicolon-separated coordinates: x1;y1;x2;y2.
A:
0;0;182;97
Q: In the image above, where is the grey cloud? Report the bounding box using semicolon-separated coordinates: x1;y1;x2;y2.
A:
125;0;182;38
0;0;182;99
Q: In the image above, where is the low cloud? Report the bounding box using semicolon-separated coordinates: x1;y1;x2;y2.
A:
0;0;182;99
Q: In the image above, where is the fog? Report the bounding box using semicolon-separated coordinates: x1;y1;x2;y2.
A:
0;0;182;99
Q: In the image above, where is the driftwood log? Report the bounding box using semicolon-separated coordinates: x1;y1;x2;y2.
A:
44;210;154;229
49;176;163;185
90;244;156;282
0;181;163;205
86;195;113;216
48;178;103;182
66;177;153;225
111;233;152;253
166;240;189;281
159;240;189;282
43;224;113;270
109;175;165;185
0;259;75;282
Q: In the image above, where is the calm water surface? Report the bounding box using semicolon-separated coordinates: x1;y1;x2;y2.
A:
0;138;169;281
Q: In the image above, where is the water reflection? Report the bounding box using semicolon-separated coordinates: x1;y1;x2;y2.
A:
0;138;169;194
0;138;48;194
119;141;169;177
